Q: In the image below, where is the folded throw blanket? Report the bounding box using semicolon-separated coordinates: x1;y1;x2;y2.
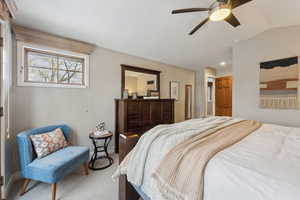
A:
152;120;262;200
113;117;234;185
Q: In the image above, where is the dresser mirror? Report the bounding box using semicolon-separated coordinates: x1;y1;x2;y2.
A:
121;64;160;98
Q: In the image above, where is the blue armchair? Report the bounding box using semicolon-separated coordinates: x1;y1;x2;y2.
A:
16;124;90;200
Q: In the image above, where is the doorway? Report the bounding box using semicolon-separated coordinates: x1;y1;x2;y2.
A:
215;76;232;116
206;78;215;116
204;67;216;117
185;85;192;120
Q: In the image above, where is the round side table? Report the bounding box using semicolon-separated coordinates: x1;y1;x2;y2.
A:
88;132;114;170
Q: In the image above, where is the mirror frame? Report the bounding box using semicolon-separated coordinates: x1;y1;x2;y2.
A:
121;64;161;98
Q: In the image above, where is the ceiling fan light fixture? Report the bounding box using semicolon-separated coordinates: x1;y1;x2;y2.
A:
209;3;231;21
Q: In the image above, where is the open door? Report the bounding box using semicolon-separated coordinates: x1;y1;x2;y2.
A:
0;23;3;200
0;20;12;200
215;76;232;116
0;22;4;200
0;2;14;198
185;85;192;120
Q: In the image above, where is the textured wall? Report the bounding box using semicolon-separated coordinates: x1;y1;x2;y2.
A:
233;25;300;127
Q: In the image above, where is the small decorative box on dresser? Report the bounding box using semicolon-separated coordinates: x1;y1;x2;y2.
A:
115;99;175;153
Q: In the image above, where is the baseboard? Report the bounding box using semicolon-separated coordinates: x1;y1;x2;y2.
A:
4;171;20;198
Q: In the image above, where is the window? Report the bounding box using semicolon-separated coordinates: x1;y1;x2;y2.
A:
17;42;89;88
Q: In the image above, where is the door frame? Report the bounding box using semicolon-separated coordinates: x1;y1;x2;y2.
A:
0;19;11;200
205;76;216;116
0;20;4;200
185;84;192;120
215;76;232;116
0;20;3;200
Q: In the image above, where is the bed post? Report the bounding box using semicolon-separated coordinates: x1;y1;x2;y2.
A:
119;176;140;200
119;133;141;200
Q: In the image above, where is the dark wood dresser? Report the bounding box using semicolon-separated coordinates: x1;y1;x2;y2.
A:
115;98;174;153
116;98;174;200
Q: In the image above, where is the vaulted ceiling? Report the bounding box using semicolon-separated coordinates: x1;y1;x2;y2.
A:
13;0;300;70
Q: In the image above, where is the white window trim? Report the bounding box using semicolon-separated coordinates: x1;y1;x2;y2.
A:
17;41;90;88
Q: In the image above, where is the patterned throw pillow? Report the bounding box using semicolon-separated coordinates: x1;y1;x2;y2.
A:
30;128;68;158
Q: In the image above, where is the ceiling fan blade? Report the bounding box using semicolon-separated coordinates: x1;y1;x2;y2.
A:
189;18;209;35
231;0;253;9
224;13;241;27
172;8;210;14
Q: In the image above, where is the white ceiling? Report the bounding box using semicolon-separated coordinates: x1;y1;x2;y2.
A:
13;0;300;71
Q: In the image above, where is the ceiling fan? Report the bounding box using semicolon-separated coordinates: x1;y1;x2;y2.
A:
172;0;253;35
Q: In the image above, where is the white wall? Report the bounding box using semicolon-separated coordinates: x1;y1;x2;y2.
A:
11;44;195;174
233;25;300;127
216;66;232;78
195;69;205;118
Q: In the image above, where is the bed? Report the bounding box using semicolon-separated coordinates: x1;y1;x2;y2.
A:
115;117;300;200
133;185;150;200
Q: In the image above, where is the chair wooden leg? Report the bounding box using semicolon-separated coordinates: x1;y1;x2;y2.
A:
20;178;30;196
83;162;89;175
52;183;57;200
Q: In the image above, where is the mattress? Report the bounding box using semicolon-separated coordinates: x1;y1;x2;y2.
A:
132;122;300;200
203;123;300;200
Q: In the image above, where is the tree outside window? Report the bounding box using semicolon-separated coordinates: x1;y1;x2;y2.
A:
25;48;84;85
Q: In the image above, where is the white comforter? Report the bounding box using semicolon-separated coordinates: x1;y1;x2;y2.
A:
204;123;300;200
116;117;300;200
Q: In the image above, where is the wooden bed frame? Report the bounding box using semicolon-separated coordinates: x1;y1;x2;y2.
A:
118;133;141;200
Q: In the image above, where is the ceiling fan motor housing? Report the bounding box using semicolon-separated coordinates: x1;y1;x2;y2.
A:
209;1;232;21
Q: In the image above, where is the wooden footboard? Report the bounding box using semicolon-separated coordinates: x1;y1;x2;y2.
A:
119;132;140;200
119;175;140;200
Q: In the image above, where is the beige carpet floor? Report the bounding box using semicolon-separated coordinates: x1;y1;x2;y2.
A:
8;155;119;200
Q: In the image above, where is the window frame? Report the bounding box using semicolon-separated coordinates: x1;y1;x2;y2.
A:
17;42;89;88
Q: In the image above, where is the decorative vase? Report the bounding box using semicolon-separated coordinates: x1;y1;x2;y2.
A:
123;89;129;99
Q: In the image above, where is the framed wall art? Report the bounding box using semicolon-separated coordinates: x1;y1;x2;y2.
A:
170;81;180;101
260;57;299;109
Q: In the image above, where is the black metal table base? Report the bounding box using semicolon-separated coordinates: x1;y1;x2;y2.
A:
89;135;114;170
